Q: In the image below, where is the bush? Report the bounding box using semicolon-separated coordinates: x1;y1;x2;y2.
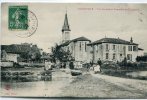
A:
136;56;147;62
101;61;119;70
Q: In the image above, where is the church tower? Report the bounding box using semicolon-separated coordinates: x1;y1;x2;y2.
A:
62;12;71;43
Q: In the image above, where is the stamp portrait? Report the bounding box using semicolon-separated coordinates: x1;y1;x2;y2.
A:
9;6;28;30
8;5;38;38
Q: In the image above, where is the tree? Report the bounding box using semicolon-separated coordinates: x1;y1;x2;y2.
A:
51;44;73;63
19;44;41;62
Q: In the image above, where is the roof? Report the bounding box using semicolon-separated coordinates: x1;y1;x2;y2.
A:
60;36;91;46
1;44;40;54
62;13;71;32
88;38;138;45
60;41;70;46
1;44;30;54
71;36;91;42
138;48;144;50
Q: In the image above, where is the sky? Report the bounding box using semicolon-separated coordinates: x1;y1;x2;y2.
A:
1;3;147;53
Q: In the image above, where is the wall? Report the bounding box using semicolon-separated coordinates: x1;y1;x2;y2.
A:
87;45;93;63
62;31;70;43
126;45;138;62
102;43;126;62
1;61;13;67
138;50;144;56
5;53;19;62
91;43;139;62
68;41;90;62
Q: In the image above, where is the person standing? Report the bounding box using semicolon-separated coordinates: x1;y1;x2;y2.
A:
97;58;102;72
69;61;74;69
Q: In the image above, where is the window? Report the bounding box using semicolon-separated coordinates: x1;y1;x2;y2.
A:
106;44;109;50
120;54;122;57
97;45;98;52
117;45;120;51
119;45;123;51
95;45;99;52
100;45;102;49
95;45;97;51
113;45;116;50
128;46;132;51
133;46;137;51
71;45;73;53
113;53;116;59
80;42;81;51
85;42;87;52
127;54;132;61
106;53;109;59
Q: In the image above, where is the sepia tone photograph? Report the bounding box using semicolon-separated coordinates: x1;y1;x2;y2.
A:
1;3;147;99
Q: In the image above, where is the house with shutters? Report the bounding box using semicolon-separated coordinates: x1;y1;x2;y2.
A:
87;37;144;63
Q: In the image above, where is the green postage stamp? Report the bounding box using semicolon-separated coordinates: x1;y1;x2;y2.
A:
9;6;28;30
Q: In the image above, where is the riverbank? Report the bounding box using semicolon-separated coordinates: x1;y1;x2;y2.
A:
59;73;147;98
1;67;147;98
0;69;73;97
1;67;52;82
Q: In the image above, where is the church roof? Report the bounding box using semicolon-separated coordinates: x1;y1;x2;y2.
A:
62;13;71;32
88;38;138;45
60;36;91;46
71;36;91;42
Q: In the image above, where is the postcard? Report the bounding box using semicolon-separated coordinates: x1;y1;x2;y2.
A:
1;3;147;99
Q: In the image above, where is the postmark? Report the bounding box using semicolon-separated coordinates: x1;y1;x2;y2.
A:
15;10;38;38
8;6;38;38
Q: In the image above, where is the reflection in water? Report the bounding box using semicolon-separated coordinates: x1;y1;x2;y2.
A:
1;71;74;97
126;71;147;79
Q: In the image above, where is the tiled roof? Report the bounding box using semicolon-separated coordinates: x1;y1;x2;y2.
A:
1;45;31;54
60;36;91;46
88;38;138;45
1;44;40;54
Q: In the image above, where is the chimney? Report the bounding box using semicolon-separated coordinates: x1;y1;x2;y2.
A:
130;37;133;43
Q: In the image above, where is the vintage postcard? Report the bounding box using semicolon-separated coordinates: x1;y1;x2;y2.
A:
1;3;147;98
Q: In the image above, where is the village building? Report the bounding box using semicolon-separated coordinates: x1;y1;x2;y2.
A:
1;50;19;62
87;37;144;63
59;12;144;63
1;43;42;62
59;13;91;63
138;48;144;56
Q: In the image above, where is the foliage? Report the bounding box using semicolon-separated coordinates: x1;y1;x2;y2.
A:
1;44;41;62
51;44;73;62
136;56;147;62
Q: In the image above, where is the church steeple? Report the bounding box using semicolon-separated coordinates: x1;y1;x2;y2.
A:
62;12;71;43
62;13;71;32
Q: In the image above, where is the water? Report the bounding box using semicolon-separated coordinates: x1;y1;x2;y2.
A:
126;71;147;78
1;70;73;97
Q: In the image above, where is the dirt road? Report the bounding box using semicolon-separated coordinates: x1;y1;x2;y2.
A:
59;72;147;98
